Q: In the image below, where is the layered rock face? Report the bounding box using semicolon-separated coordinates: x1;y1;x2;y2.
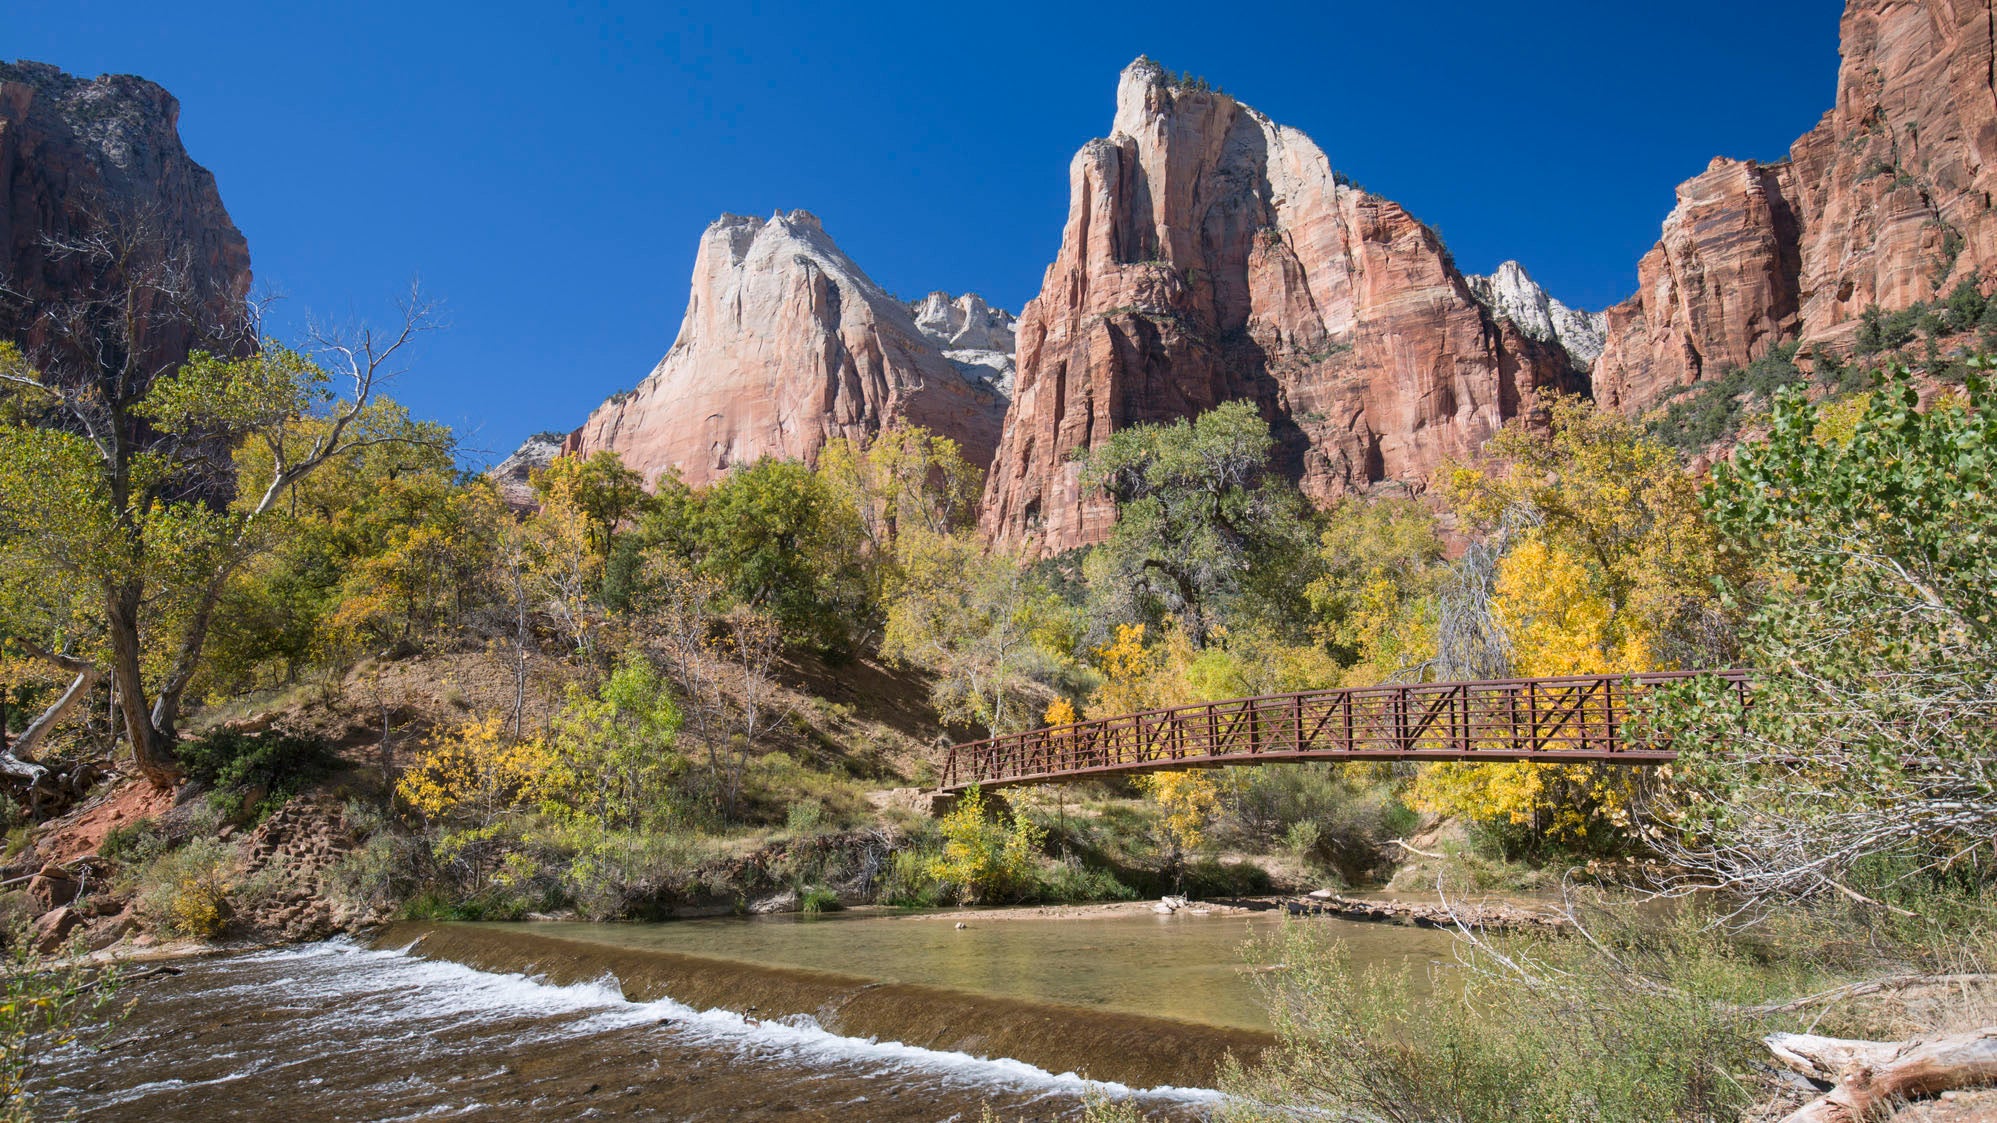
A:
980;59;1584;552
1595;0;1997;414
1466;261;1607;368
570;211;1010;488
489;432;564;509
908;291;1017;396
0;61;251;370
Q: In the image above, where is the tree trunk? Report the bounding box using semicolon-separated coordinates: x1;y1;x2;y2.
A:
105;582;182;788
1769;1028;1997;1122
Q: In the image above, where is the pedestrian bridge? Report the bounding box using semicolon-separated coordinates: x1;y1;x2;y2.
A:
937;670;1749;793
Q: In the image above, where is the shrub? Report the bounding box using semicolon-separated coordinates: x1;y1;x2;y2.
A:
130;838;237;938
1219;908;1812;1123
1037;855;1136;903
928;787;1045;904
176;728;339;821
1;936;125;1122
879;849;944;907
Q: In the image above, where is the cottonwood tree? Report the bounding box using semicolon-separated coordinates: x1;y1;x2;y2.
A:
1645;369;1997;906
880;530;1068;736
0;216;435;785
1079;400;1314;649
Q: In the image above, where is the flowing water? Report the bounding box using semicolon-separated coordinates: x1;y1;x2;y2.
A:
35;909;1457;1121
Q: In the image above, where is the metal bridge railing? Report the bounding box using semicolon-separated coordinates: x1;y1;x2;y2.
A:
936;670;1749;792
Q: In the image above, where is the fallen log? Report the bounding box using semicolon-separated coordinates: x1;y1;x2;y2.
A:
1768;1026;1997;1122
1284;891;1567;933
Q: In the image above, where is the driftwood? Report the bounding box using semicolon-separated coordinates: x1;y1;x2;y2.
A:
3;639;101;784
1285;891;1567;933
1767;1027;1997;1122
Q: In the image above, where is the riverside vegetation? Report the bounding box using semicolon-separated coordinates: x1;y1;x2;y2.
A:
0;256;1991;1121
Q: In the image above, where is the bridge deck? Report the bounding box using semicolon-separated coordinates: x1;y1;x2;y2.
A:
937;670;1747;793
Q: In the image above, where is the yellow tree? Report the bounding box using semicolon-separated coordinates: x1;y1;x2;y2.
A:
527;470;603;662
1409;397;1739;851
530;451;650;558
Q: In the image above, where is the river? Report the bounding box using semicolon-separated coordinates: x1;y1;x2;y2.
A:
35;908;1458;1121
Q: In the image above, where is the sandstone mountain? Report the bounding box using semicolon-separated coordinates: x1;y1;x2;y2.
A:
1594;0;1997;414
567;211;1010;489
1467;261;1607;368
0;60;251;372
979;58;1585;553
907;290;1017;396
489;432;565;510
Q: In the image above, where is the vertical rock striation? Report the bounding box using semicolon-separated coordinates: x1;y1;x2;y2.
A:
1594;0;1997;414
569;211;1010;488
0;60;251;370
979;59;1584;553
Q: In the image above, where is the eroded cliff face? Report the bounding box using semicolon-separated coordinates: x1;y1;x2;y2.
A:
0;60;251;370
1595;0;1997;414
979;59;1583;553
570;211;1009;488
1467;261;1607;368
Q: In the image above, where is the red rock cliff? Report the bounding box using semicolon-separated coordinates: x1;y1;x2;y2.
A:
0;60;251;370
979;59;1584;553
1595;0;1997;413
570;211;1009;488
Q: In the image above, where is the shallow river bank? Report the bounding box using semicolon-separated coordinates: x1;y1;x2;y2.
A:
38;908;1457;1120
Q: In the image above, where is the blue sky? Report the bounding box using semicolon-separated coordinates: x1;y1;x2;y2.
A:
12;1;1842;465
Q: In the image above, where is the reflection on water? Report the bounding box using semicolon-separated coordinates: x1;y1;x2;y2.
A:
490;908;1456;1032
34;909;1456;1121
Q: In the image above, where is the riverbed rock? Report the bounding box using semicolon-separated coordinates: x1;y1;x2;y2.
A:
1594;0;1997;417
26;863;77;911
1285;891;1565;933
30;905;80;953
567;211;1011;488
980;58;1586;553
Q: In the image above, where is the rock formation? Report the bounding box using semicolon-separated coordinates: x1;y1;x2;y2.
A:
907;290;1017;396
489;432;565;509
1594;0;1997;414
568;211;1010;488
0;60;251;371
979;58;1584;553
1466;261;1606;368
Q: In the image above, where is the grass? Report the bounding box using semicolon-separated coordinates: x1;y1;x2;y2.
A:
1217;896;1935;1123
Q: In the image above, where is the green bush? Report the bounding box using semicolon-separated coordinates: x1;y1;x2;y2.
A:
927;787;1045;904
879;848;944;907
129;837;238;938
1037;855;1136;903
176;728;340;821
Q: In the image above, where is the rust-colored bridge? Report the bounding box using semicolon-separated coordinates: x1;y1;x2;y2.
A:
937;670;1749;792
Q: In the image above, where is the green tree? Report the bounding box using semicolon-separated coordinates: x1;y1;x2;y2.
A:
880;530;1070;734
643;457;867;651
0;292;434;785
1652;366;1997;903
531;450;651;558
543;654;686;831
1079;400;1314;649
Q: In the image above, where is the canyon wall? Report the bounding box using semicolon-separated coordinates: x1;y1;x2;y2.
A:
567;211;1010;488
979;59;1586;553
1595;0;1997;413
0;60;251;372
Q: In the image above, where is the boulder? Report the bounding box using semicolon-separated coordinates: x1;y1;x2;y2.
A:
26;864;77;911
30;905;80;954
